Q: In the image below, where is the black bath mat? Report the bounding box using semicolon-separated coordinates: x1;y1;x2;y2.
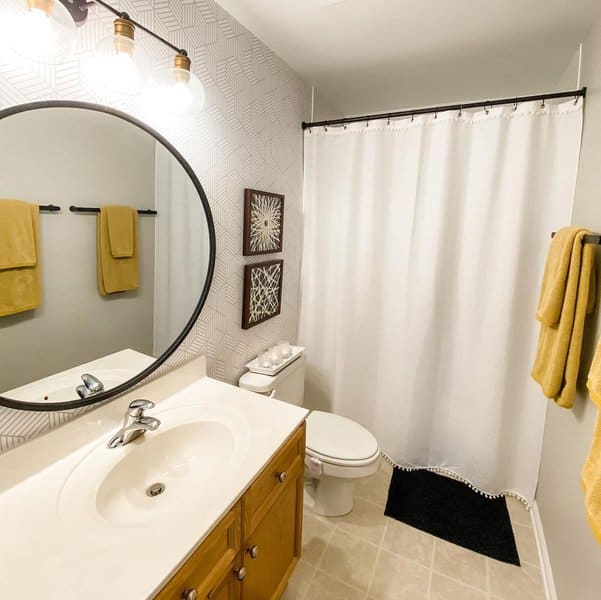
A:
385;468;520;565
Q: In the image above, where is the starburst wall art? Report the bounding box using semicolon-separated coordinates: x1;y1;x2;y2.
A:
242;259;284;329
243;188;285;255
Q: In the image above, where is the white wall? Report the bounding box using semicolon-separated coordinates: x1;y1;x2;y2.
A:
0;108;156;392
536;14;601;600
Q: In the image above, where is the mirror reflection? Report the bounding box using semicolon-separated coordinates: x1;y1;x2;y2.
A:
0;106;212;407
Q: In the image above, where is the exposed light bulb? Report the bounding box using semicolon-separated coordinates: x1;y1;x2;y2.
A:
86;17;151;96
143;53;205;118
9;0;76;64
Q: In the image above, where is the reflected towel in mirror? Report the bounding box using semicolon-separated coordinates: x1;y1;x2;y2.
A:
0;199;41;316
97;205;139;295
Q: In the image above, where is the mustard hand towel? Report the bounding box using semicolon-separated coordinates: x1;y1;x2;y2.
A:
583;340;601;543
536;227;587;326
0;200;41;317
531;228;596;409
106;205;135;258
97;206;139;295
0;198;37;269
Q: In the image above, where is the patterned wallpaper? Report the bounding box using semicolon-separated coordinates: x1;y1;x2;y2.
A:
0;0;310;452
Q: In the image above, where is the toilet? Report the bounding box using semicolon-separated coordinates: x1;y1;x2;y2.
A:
239;352;380;516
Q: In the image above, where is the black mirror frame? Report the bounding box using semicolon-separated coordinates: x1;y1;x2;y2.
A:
0;100;216;412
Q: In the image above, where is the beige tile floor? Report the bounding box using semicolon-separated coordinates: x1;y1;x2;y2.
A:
282;459;545;600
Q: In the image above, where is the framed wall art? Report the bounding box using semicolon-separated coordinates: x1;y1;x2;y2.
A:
243;188;285;255
242;259;284;329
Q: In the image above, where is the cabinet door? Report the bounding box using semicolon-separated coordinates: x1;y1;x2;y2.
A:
243;462;304;600
207;558;243;600
155;504;241;600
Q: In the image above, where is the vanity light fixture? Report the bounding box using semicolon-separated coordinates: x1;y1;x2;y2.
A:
7;0;206;114
9;0;77;64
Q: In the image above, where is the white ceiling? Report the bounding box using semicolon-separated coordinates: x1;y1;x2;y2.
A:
214;0;601;117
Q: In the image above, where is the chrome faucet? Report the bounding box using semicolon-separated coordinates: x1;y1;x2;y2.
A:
76;373;105;399
107;399;161;449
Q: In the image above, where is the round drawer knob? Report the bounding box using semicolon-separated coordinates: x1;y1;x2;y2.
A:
248;544;260;559
276;471;287;483
182;588;197;600
234;566;247;581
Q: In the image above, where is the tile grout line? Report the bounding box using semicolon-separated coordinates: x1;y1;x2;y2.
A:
427;538;436;598
364;519;387;599
300;563;318;600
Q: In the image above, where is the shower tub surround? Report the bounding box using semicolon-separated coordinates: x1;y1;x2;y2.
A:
0;0;310;452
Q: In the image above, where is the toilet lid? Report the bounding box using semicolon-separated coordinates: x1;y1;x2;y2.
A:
306;411;379;462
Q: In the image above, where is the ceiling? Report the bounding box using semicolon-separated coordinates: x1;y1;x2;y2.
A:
214;0;601;118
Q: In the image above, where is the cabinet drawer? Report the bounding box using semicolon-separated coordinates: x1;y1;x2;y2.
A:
155;503;241;600
243;423;306;537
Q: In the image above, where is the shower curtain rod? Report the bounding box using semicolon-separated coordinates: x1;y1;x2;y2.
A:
302;87;587;130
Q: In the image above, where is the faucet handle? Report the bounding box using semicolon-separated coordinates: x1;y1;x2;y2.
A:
129;399;155;410
127;399;155;418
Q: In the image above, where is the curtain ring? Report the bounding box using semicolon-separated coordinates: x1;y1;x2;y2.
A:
574;95;579;105
513;99;518;112
324;125;328;132
387;116;391;126
434;111;438;120
458;105;463;118
484;103;490;115
366;120;369;128
343;124;347;130
411;113;414;122
541;98;546;109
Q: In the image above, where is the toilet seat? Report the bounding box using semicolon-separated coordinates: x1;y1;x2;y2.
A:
305;411;379;468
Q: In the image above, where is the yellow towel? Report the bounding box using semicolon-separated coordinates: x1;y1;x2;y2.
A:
536;227;588;326
0;199;37;269
531;227;596;408
97;206;139;295
0;200;41;317
583;340;601;543
106;205;135;258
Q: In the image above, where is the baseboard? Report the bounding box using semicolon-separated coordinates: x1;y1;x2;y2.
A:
531;501;558;600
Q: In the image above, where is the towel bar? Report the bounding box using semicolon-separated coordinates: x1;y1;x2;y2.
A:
69;205;158;216
550;232;601;245
39;204;61;212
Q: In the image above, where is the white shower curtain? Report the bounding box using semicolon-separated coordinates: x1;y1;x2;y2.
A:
153;144;210;356
299;99;583;504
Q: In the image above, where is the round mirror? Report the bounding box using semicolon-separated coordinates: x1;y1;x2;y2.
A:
0;101;215;411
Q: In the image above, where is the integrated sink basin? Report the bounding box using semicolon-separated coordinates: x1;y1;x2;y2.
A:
59;404;250;528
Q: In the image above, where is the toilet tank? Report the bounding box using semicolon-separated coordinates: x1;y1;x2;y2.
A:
238;354;306;406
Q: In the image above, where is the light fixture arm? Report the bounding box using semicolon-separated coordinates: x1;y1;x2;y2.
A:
91;0;187;56
56;0;188;56
58;0;91;25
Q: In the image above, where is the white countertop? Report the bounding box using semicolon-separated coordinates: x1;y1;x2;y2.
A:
0;358;308;599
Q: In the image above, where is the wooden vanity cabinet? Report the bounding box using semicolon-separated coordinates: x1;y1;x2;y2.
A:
155;423;305;600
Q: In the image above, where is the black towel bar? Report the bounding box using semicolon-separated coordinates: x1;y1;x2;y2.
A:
69;205;158;215
39;204;61;212
550;232;601;245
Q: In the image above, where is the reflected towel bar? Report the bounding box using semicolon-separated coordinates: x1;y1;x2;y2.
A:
551;232;601;245
39;204;61;212
69;205;158;216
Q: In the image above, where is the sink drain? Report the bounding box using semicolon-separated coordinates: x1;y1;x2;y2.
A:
146;482;165;497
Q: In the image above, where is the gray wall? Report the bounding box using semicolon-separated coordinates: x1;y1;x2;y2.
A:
536;14;601;600
0;0;309;452
0;108;156;392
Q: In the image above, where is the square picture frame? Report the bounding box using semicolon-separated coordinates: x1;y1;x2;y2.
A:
242;259;284;329
243;188;285;256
